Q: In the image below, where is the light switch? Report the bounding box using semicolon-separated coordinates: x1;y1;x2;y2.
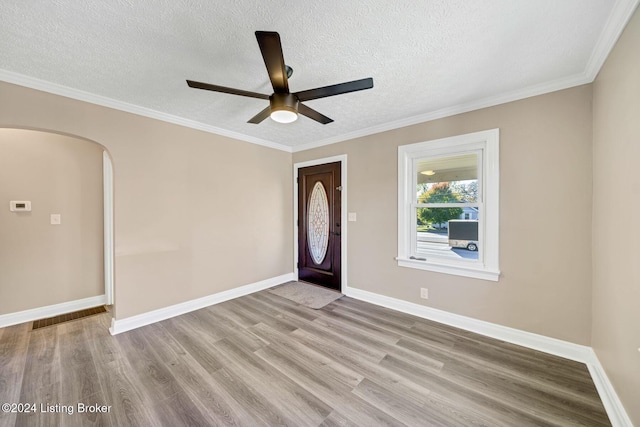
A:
348;212;357;222
50;214;61;225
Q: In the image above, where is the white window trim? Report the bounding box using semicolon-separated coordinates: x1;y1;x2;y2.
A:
397;129;500;281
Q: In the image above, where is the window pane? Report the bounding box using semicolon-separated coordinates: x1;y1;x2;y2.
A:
416;153;478;203
416;208;479;260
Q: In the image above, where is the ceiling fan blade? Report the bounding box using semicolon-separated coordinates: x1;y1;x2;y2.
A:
294;77;373;102
247;106;271;124
186;80;269;100
255;31;289;93
298;103;334;124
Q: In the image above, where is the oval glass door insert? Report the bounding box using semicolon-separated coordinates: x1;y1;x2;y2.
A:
307;181;329;265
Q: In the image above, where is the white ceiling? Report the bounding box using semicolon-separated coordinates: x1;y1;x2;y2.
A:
1;0;637;152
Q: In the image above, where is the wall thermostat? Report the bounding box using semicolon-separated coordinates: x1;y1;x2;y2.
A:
9;201;31;212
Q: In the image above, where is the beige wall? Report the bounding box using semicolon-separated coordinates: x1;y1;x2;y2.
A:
0;129;104;314
295;85;594;345
0;82;293;319
592;7;640;425
1;22;637;418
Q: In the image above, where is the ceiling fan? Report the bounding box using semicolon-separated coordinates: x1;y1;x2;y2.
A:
186;31;374;125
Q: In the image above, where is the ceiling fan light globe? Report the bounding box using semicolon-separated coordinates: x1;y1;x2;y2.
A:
270;109;298;123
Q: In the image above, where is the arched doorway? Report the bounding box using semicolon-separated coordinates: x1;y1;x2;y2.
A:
0;128;114;326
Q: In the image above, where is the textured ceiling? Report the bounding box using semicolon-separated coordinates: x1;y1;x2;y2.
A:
0;0;637;151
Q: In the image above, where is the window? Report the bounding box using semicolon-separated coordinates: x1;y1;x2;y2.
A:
397;129;500;281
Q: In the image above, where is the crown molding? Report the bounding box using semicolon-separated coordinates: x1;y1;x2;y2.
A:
292;72;592;152
0;69;293;153
2;0;636;155
584;0;640;81
291;0;639;153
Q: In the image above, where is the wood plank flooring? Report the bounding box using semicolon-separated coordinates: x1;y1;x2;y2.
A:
0;290;611;426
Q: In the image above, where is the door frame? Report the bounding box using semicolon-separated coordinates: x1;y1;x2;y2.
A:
103;151;114;305
293;155;347;293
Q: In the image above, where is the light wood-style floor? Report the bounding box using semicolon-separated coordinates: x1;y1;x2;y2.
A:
0;290;610;426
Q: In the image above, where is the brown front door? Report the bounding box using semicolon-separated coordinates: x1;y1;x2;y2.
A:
298;162;341;291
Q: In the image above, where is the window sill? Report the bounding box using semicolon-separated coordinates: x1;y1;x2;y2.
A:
396;257;500;281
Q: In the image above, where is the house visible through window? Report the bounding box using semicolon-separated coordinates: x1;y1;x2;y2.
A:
397;129;500;281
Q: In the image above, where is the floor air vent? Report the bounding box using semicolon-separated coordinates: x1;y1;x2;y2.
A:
32;306;107;330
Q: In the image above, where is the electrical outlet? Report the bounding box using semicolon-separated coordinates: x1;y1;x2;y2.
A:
420;288;428;299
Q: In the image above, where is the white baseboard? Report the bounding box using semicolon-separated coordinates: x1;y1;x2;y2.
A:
0;294;107;328
109;273;294;335
345;287;592;362
587;350;634;427
345;286;632;427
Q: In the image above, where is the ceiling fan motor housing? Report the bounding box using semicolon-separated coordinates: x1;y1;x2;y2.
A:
270;93;299;114
187;31;372;124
